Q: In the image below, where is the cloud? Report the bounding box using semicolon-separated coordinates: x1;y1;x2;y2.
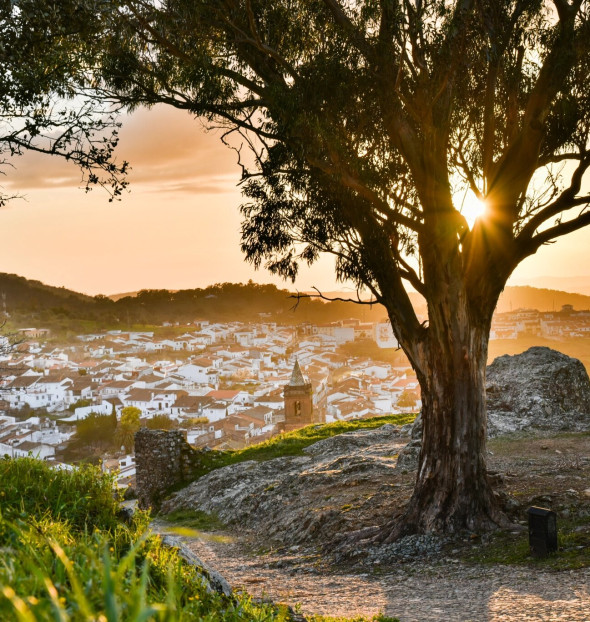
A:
151;179;239;195
2;105;241;195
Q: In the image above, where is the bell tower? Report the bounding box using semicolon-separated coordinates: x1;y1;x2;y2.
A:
283;359;314;432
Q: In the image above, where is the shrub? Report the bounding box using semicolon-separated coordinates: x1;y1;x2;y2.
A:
0;457;120;532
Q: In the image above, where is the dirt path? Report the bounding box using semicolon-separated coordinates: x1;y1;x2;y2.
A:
157;431;590;620
183;533;590;622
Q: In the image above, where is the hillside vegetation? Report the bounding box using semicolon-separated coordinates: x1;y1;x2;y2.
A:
0;273;388;329
0;457;395;622
2;272;590;332
495;286;590;314
0;458;288;621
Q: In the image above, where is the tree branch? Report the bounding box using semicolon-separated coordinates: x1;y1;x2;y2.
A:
290;286;380;307
523;207;590;255
306;155;424;233
516;155;590;242
320;0;374;59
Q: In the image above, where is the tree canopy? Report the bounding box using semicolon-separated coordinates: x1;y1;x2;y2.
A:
0;0;128;204
10;0;590;535
91;1;590;328
116;406;141;452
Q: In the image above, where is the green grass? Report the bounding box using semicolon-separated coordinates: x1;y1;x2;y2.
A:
0;458;291;621
466;516;590;570
185;414;416;482
0;457;397;621
0;457;121;531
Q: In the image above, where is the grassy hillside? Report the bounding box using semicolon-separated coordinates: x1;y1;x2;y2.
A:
0;457;394;622
0;272;95;319
0;273;390;328
174;414;416;485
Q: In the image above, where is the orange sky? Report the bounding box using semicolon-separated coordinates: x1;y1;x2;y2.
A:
1;106;588;296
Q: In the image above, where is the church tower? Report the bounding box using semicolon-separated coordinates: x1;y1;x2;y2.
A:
283;359;314;432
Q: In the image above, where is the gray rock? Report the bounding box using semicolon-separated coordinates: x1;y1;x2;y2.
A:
159;533;233;596
302;424;401;457
396;439;422;471
366;534;446;564
160;424;407;549
486;346;590;436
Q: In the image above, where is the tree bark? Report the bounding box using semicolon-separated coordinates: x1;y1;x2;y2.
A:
388;286;510;539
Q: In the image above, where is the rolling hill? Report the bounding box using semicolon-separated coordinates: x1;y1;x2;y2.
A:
1;272;590;329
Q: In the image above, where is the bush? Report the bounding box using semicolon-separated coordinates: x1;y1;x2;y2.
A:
146;414;176;430
0;457;120;532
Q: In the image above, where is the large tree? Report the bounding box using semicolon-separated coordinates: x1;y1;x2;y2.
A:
68;0;590;535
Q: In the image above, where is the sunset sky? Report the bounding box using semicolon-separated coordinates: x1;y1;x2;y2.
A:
1;105;589;297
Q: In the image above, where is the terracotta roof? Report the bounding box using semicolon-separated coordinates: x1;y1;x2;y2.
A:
228;412;268;427
191;357;214;367
125;388;154;402
239;405;273;421
205;401;228;410
206;390;241;400
174;395;214;409
139;373;165;383
71;378;93;390
6;376;41;389
37;374;72;385
102;380;135;389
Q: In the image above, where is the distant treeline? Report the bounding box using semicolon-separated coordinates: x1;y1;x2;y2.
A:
0;273;388;328
2;272;589;333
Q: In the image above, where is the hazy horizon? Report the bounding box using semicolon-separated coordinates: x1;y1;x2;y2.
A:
2;106;589;297
6;268;590;301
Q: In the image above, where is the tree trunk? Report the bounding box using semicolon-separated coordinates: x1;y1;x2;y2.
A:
389;290;510;539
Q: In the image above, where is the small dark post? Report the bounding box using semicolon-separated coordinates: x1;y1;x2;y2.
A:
527;506;558;557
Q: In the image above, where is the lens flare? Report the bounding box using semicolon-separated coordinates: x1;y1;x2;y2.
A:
459;190;487;229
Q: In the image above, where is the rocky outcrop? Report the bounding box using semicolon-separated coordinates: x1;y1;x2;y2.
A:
161;424;409;549
157;347;590;557
486;347;590;436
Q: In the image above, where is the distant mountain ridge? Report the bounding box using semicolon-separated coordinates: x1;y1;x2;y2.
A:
496;286;590;314
1;272;590;328
513;275;590;296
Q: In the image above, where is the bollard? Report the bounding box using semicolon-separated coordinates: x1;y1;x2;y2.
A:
527;506;558;557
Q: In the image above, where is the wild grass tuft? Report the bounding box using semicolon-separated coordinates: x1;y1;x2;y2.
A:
0;456;120;531
0;458;291;621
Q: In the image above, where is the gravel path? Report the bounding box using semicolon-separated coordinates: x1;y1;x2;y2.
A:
182;533;590;622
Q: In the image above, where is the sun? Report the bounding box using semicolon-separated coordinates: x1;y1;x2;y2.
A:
459;190;487;229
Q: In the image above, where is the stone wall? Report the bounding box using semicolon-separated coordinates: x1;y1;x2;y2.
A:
135;428;206;510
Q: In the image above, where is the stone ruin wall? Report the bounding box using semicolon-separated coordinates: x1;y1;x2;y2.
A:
134;428;205;510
